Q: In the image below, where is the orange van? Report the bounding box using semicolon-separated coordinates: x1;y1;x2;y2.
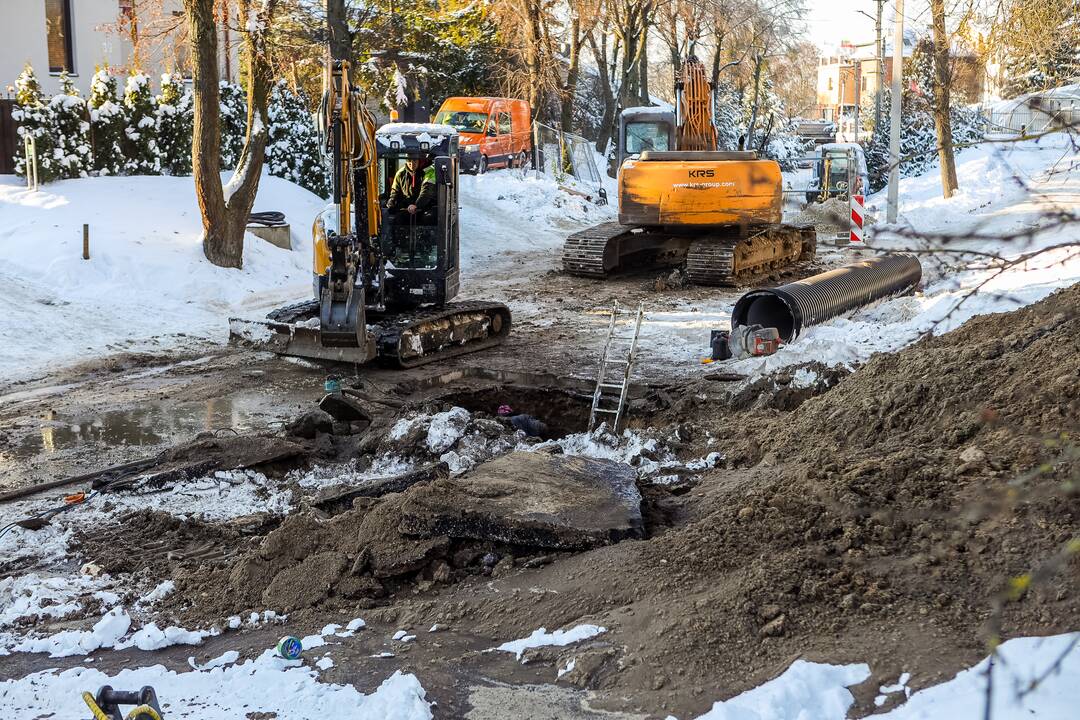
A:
434;97;532;174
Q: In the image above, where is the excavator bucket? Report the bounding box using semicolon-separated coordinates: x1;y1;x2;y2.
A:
228;300;378;364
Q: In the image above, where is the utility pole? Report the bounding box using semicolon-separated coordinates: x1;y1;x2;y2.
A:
886;0;904;223
874;0;884;133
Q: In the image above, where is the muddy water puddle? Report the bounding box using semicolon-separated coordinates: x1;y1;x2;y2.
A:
0;388;318;486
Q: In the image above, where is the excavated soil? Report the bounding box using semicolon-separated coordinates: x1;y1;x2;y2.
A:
417;283;1080;716
13;286;1077;719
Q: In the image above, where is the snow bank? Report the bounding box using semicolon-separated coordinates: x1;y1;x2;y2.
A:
693;659;870;719
457;170;615;279
0;651;431;720
0;173;325;384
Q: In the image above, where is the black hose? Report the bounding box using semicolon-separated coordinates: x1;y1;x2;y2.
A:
248;211;287;227
731;254;922;342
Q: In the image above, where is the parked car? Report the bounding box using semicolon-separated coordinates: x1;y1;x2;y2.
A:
434;97;532;174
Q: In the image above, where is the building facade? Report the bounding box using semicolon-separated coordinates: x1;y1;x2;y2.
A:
1;0;237;97
816;32;986;140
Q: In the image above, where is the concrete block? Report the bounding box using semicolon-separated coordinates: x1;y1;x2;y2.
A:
247;224;292;250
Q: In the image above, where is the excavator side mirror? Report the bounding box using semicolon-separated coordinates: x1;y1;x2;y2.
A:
434;157;452;185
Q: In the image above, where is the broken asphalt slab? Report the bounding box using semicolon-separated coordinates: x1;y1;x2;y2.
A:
399;451;644;550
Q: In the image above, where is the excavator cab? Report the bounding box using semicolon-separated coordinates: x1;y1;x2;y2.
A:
375;125;461;309
609;107;676;177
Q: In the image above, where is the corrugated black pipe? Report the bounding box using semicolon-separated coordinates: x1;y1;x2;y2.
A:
731;255;922;342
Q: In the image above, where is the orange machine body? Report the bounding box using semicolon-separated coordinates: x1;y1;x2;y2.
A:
618;156;784;227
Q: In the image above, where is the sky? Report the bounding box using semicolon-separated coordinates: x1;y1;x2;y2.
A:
803;1;891;52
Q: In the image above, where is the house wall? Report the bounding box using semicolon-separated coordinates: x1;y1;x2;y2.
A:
1;0;125;96
1;0;238;97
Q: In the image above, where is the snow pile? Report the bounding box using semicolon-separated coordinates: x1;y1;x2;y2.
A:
688;633;1080;720
0;651;432;720
424;407;471;453
0;174;326;383
382;407;524;476
693;659;869;719
495;624;607;661
2;603;215;658
457;170;615;277
6;606;131;658
365;407;722;480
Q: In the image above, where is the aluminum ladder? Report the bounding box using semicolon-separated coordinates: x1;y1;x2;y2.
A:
588;302;644;432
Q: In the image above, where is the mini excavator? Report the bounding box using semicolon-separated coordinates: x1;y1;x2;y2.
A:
563;56;816;285
230;60;510;367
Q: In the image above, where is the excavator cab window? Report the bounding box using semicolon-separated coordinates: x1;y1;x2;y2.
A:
626;122;671;154
380;153;440;271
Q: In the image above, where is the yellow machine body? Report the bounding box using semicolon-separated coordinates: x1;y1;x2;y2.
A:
618;156;784;227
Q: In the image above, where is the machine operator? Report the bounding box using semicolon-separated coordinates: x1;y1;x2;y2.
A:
386;155;437;225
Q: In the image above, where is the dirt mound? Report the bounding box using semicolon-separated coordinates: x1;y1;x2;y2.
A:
772;283;1079;468
169;452;646;626
405;285;1079;717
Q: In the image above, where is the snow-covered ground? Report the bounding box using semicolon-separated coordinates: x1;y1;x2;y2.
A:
0;173;325;383
0;624;433;720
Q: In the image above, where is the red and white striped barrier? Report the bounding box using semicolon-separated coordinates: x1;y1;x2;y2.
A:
849;194;865;244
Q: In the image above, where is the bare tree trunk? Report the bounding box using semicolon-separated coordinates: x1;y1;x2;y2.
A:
328;0;350;64
560;16;582;132
710;30;726;88
524;0;545;117
184;0;276;269
589;30;617;153
930;0;958;197
745;52;764;147
637;24;650;105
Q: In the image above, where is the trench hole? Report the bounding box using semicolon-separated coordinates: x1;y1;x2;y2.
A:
437;384;593;439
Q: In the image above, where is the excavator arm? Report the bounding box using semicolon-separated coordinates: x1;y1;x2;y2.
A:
314;60;382;348
674;56;718;152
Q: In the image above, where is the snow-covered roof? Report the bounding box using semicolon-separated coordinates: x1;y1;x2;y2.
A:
623;106;673;119
819;142;864;153
376;122;458;137
989;83;1080;113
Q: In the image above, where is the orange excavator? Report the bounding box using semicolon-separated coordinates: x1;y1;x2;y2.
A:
562;56;815;285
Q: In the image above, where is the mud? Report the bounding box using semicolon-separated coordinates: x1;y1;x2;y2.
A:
435;283;1080;716
6;268;1078;719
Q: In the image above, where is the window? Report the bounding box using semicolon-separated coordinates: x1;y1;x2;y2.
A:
434;110;488;134
45;0;75;74
861;76;867;91
625;122;670;153
828;77;833;91
497;112;512;134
